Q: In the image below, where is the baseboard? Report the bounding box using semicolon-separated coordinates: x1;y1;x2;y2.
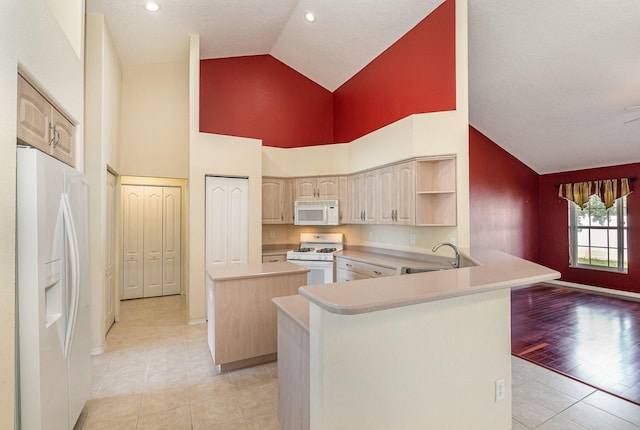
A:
90;346;105;356
546;280;640;300
188;318;206;326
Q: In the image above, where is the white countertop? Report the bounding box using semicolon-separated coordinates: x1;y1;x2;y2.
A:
298;249;560;315
207;261;309;282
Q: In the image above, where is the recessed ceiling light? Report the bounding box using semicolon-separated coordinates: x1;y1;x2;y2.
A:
304;12;316;23
144;2;161;12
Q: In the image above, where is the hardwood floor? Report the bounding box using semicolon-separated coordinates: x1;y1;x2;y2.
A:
511;284;640;405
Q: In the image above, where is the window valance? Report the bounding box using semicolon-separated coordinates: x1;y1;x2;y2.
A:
558;178;632;209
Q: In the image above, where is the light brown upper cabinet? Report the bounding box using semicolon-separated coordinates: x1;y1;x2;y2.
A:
293;176;340;200
17;74;76;167
377;161;415;225
262;177;294;224
347;170;377;224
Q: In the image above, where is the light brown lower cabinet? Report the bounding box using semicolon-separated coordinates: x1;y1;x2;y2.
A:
206;266;307;372
274;295;310;430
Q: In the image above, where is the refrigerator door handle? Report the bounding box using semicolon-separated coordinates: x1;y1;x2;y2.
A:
61;193;80;359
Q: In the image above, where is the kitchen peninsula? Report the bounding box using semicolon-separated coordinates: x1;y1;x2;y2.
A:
206;261;308;372
273;249;560;430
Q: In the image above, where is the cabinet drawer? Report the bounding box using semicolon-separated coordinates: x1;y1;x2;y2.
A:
336;267;370;282
359;262;396;278
336;257;396;278
262;254;286;263
336;258;359;272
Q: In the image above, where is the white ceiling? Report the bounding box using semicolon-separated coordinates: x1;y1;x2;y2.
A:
86;0;640;175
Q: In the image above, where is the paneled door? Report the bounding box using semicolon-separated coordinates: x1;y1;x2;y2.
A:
122;185;144;299
205;176;248;267
143;187;163;298
162;187;181;295
105;171;116;333
122;184;182;299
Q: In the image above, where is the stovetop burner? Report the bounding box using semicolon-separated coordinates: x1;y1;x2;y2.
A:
292;247;314;253
317;247;337;253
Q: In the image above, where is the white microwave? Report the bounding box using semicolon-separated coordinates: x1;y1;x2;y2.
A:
294;200;340;225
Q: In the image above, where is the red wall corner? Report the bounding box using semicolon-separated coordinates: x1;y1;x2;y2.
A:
469;126;540;261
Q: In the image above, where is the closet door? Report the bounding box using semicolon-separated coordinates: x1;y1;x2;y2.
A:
205;176;248;267
227;180;248;264
122;185;144;299
105;171;116;333
162;187;181;295
143;186;163;298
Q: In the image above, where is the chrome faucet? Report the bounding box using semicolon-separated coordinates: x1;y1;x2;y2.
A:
432;242;460;269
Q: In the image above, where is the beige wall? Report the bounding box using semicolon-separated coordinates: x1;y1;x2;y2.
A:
0;4;17;426
2;0;85;426
85;13;122;353
120;61;189;178
309;288;512;429
187;35;263;323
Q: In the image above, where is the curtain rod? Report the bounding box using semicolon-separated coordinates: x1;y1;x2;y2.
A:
555;177;637;187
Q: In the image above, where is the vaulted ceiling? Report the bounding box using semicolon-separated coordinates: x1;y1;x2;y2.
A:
86;0;640;174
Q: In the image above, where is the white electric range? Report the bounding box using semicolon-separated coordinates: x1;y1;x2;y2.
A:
286;233;343;285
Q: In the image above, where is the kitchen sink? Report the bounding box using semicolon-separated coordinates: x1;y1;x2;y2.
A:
399;266;451;275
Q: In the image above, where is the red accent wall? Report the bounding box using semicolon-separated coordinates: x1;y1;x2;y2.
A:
198;0;456;147
469;127;539;260
200;55;333;148
539;164;640;294
333;0;456;143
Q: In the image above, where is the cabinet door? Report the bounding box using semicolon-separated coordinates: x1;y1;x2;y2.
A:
162;187;181;295
262;178;284;224
363;170;377;223
50;109;75;167
377;166;395;224
394;161;415;225
143;186;164;298
17;75;51;152
316;176;339;199
338;176;348;223
347;173;364;224
122;186;144;299
283;178;295;224
294;177;317;200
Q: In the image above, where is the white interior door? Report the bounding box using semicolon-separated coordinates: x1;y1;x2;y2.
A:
122;185;144;299
205;176;248;267
105;171;116;332
162;187;181;295
143;186;163;297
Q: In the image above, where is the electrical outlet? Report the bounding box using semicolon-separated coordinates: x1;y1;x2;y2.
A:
368;231;374;240
495;379;505;402
269;231;275;239
409;234;416;244
449;236;456;245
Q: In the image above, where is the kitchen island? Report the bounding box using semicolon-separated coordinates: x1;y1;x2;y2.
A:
273;249;560;430
206;261;308;372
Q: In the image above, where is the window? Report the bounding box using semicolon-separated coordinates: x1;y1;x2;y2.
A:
569;194;627;272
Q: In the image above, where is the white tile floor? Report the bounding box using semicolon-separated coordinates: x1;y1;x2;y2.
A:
512;356;640;429
81;295;640;430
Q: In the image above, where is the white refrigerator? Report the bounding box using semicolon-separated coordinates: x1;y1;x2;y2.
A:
16;146;91;430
